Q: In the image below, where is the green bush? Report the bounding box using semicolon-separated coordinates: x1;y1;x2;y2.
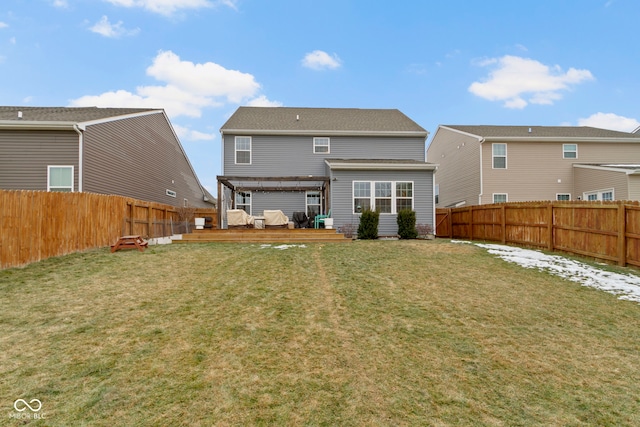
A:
397;209;418;239
357;208;379;240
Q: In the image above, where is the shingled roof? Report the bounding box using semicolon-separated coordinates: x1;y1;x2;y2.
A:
221;107;428;136
0;106;159;123
443;125;640;140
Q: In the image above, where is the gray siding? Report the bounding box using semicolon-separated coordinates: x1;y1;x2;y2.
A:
223;134;426;176
82;112;210;207
329;169;434;236
0;130;79;190
629;175;640;201
427;128;481;207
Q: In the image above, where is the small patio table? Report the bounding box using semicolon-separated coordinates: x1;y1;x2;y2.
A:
110;235;148;253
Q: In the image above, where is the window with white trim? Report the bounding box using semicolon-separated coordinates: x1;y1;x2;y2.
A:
563;144;577;159
353;181;414;214
236;191;251;214
396;182;413;211
492;143;507;169
235;136;251;164
313;137;330;154
47;165;73;192
306;191;321;217
556;193;571;201
353;182;371;213
493;193;507;203
584;189;614;201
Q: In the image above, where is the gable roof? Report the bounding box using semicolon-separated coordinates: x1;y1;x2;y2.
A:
441;125;640;141
221;107;428;137
0;106;159;123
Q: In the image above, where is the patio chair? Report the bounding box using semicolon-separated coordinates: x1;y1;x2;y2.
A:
264;210;289;228
314;209;331;229
227;209;255;228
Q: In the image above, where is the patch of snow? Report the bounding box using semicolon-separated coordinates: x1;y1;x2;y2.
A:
260;244;307;250
453;241;640;303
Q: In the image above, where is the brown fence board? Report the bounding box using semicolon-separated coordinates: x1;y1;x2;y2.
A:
436;200;640;268
1;190;217;269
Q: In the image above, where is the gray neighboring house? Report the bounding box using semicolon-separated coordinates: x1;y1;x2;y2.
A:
427;125;640;207
218;106;437;236
0;106;214;208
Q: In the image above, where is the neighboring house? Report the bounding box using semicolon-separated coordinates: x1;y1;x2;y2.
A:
0;106;214;208
427;125;640;207
218;107;437;235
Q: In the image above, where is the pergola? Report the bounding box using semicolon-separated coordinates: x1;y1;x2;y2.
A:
216;175;331;228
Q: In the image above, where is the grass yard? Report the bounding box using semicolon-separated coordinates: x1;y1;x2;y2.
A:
1;240;640;426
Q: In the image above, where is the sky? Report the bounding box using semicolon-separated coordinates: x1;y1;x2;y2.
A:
1;0;639;196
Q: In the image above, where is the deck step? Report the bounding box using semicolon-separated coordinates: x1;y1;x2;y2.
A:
173;228;351;244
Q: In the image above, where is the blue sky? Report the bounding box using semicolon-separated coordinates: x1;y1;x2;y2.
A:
1;0;638;196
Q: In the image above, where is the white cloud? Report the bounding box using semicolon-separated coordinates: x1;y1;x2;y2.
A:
52;0;69;7
103;0;237;16
468;55;594;109
9;37;16;44
68;50;278;118
302;50;342;70
0;22;8;29
90;16;140;38
173;124;216;141
245;95;283;107
578;113;640;132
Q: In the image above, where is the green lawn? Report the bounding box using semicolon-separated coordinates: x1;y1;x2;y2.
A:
1;240;639;426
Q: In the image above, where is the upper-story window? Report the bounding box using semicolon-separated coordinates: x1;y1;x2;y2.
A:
47;165;74;192
492;143;507;169
493;193;508;203
563;144;577;159
313;137;330;154
235;136;251;164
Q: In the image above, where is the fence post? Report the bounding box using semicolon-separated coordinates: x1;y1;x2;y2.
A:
501;205;506;244
447;208;453;238
618;202;627;266
469;206;474;241
547;203;554;252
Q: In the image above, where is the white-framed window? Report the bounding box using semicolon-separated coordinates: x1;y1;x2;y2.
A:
563;144;577;159
584;189;614;201
396;182;414;211
353;181;414;214
47;165;74;192
434;184;439;205
306;191;321;217
556;193;571;201
353;182;371;213
235;136;251;164
313;137;330;154
166;189;177;198
375;182;392;213
236;191;251;213
493;193;508;203
492;143;507;169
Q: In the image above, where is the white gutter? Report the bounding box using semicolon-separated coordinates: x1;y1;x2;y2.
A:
0;120;76;130
73;125;83;192
324;161;438;171
220;129;429;138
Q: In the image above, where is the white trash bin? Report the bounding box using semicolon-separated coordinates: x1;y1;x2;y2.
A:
324;218;334;229
194;217;205;230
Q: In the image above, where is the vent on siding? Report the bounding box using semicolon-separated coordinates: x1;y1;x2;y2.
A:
166;189;177;198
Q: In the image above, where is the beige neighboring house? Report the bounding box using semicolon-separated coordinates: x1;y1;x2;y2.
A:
427;125;640;207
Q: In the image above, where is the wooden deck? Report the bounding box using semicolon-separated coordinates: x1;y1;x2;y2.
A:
173;228;352;244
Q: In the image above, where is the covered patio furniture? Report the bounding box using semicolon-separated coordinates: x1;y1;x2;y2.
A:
227;209;255;228
264;210;289;228
292;211;310;228
314;209;331;229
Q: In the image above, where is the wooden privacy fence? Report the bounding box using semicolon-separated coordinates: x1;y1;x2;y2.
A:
0;190;217;269
436;201;640;268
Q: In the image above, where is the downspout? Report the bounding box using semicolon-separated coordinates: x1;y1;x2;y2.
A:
478;137;485;205
74;124;84;192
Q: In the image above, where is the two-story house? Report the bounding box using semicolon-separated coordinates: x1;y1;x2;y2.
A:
218;107;437;236
0;106;214;207
427;125;640;207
